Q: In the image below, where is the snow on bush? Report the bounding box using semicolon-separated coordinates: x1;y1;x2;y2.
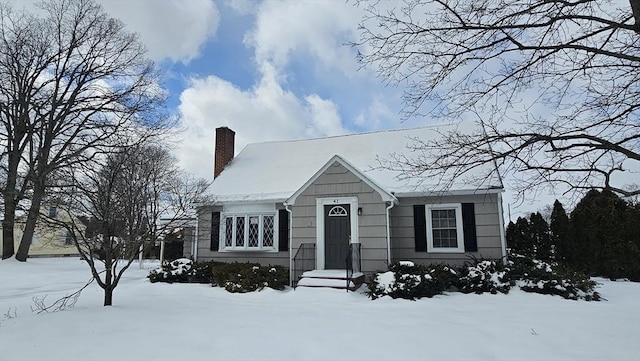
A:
148;258;193;283
458;260;510;295
149;260;289;292
148;259;220;284
367;262;457;300
211;262;289;293
508;254;601;301
367;255;601;301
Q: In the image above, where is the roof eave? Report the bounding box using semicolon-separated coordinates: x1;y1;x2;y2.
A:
393;186;504;198
198;196;291;207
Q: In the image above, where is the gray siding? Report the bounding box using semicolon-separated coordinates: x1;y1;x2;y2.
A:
196;167;504;273
195;205;289;267
291;161;389;274
390;193;504;266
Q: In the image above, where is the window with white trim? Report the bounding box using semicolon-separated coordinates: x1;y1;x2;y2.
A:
426;204;464;253
222;214;276;250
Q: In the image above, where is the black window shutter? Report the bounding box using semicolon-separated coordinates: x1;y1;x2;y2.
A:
278;209;289;252
413;205;427;252
461;203;478;252
210;212;220;251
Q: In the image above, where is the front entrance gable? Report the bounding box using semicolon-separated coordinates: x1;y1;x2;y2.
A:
285;155;397;206
287;155;395;273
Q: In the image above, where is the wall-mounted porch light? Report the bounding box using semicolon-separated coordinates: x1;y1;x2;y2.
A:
357;207;363;216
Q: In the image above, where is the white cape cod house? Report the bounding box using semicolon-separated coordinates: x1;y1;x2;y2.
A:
195;124;507;287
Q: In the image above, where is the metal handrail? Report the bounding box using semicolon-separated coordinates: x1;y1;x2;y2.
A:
292;243;316;289
345;243;361;292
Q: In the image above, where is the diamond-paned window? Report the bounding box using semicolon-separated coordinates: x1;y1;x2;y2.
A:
263;215;274;247
222;214;277;251
225;217;233;246
248;216;259;247
235;217;245;247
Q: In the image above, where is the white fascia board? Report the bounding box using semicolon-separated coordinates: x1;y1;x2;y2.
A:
394;187;504;198
285;154;398;206
197;196;289;208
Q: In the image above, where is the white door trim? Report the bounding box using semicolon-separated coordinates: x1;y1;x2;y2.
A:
316;196;358;270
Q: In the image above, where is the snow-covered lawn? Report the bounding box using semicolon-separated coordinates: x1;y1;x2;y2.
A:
1;258;638;361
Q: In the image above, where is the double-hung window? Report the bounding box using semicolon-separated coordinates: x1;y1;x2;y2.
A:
223;214;275;251
426;204;464;253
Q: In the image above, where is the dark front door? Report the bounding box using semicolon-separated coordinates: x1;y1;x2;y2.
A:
325;204;350;269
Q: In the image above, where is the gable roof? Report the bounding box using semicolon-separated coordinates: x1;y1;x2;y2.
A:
205;122;503;204
286;155;398;205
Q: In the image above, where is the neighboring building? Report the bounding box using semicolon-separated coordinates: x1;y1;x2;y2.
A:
196;124;507;286
0;204;80;258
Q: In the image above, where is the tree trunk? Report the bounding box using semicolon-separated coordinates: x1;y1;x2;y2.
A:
2;184;17;258
1;152;21;259
103;286;113;306
2;218;16;259
104;262;113;306
15;183;45;262
631;0;640;33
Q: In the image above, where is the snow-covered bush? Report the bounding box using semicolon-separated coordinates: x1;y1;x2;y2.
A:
189;260;224;284
458;259;510;295
211;262;288;293
366;255;601;301
366;262;458;300
508;254;601;301
148;258;194;283
148;259;222;284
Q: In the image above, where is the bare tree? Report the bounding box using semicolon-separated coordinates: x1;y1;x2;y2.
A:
355;0;639;200
47;143;208;306
0;0;167;260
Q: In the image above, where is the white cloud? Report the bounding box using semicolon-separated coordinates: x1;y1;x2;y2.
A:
246;0;362;75
176;63;345;180
7;0;219;64
99;0;219;64
354;94;399;129
304;95;347;137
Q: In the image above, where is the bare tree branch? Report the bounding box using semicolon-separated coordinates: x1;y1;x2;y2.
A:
1;0;171;260
355;0;639;199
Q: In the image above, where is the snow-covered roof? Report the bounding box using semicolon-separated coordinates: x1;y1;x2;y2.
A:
205;122;503;204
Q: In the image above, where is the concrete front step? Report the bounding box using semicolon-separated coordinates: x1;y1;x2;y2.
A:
296;270;365;290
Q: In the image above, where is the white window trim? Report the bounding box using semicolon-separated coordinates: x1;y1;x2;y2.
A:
426;203;465;253
219;212;278;252
316;197;359;270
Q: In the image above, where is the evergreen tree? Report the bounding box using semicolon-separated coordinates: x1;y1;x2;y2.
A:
505;221;517;251
506;217;534;257
571;189;640;280
550;200;572;264
529;212;552;261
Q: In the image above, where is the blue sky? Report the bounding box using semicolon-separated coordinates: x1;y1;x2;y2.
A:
9;0;635;217
96;0;418;182
93;0;633;216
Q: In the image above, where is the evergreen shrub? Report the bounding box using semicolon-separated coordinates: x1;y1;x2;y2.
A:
211;262;289;293
458;259;510;294
148;258;194;283
508;254;601;301
366;262;458;300
366;254;601;301
148;259;223;284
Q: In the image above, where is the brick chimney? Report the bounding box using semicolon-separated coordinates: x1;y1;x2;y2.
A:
214;127;235;178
